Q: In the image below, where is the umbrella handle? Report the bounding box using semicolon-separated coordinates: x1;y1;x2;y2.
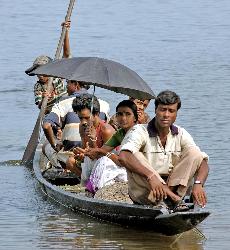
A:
90;84;96;117
22;0;76;165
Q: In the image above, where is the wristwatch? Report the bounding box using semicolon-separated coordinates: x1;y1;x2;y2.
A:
194;180;203;185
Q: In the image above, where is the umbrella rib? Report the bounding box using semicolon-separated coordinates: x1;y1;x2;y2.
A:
100;58;110;85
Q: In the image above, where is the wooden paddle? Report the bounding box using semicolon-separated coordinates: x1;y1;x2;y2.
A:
21;0;76;166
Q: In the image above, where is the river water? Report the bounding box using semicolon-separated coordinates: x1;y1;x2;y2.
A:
1;0;230;249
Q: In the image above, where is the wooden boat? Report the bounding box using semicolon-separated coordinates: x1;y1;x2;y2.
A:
33;143;210;236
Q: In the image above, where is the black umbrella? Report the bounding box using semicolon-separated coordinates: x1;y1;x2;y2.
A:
28;57;155;100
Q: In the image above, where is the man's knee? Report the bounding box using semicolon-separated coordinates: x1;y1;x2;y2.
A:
66;156;76;168
181;147;204;164
43;143;62;168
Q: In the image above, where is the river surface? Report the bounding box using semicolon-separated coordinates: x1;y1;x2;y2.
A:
1;0;230;249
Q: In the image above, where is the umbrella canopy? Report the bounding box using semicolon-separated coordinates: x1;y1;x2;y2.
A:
28;57;155;100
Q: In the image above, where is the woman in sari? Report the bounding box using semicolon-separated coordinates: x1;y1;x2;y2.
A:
84;99;139;193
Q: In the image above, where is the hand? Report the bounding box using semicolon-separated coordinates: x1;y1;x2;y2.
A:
61;20;71;29
84;122;97;142
85;148;101;160
56;128;62;140
42;91;54;100
148;174;168;201
42;91;49;97
192;184;207;208
72;147;86;161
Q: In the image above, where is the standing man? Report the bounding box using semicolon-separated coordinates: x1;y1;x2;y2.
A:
25;21;71;113
119;90;209;211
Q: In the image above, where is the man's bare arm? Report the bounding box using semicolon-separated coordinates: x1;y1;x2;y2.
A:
192;159;209;207
119;150;153;178
42;122;56;150
119;151;185;202
119;151;169;201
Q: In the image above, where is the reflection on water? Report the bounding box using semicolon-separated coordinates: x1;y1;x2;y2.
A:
0;165;207;250
33;200;207;250
37;213;207;250
0;160;22;166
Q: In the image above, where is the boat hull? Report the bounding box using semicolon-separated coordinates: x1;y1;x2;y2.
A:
33;148;210;236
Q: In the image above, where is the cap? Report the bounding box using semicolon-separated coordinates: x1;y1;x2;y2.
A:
25;55;52;76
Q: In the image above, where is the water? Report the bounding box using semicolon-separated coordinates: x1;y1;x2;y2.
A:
1;0;230;249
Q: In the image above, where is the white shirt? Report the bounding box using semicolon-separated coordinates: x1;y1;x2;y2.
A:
120;122;208;175
51;96;110;124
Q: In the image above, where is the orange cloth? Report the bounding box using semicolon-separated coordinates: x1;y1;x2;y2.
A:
95;120;105;148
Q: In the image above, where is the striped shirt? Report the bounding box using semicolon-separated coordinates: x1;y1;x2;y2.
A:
34;78;67;107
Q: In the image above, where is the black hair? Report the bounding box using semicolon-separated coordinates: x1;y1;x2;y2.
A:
155;90;181;110
129;97;150;102
67;80;90;90
72;93;100;115
78;81;90;90
116;100;138;122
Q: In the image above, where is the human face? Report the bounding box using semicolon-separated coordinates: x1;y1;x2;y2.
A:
77;108;96;127
67;80;78;95
143;99;150;109
132;99;144;112
132;99;144;119
77;108;91;125
37;75;49;84
116;106;136;131
155;103;178;129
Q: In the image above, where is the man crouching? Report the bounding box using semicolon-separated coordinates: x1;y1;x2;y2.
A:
118;90;209;212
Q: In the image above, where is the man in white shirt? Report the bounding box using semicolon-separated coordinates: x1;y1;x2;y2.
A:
42;83;110;168
119;90;209;211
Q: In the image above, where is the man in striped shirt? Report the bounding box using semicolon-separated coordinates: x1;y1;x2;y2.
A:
33;73;67;112
25;21;71;113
